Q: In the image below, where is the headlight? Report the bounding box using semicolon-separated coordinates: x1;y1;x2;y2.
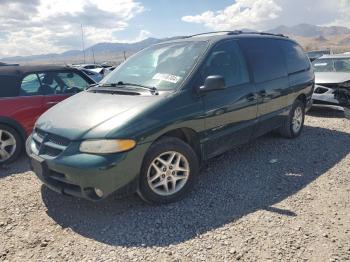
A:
79;139;136;154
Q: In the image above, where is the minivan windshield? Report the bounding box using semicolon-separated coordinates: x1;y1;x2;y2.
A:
313;57;350;72
101;41;208;90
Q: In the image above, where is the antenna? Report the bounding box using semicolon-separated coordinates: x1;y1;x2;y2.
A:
81;24;86;63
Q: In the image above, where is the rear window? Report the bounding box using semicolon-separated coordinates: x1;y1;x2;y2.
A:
280;41;310;74
0;75;19;97
239;38;287;83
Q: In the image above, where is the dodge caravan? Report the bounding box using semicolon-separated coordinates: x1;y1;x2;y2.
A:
27;32;314;204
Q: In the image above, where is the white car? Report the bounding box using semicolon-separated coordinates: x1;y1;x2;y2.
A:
312;54;350;106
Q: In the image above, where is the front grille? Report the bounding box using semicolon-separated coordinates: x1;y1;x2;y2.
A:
35;129;70;146
32;128;71;158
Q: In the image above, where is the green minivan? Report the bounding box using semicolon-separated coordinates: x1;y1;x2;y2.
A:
27;32;314;204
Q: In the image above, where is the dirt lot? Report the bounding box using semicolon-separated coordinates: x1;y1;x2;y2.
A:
0;107;349;262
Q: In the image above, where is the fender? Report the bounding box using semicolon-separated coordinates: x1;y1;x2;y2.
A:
0;116;27;140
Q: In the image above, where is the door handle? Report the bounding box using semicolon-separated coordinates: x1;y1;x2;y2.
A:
47;101;58;106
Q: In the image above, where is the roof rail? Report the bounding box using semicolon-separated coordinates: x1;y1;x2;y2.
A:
185;31;241;38
186;31;288;38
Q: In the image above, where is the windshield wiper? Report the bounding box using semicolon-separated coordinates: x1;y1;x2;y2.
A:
100;81;158;95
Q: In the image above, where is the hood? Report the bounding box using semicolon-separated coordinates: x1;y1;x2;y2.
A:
36;91;165;140
315;72;350;84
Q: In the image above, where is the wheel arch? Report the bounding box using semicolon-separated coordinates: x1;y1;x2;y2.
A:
0;116;27;141
296;94;307;106
155;127;202;163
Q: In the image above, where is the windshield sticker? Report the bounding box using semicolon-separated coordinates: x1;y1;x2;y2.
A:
314;63;328;67
153;73;181;83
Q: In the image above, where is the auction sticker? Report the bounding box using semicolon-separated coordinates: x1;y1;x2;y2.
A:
153;73;181;83
314;63;328;67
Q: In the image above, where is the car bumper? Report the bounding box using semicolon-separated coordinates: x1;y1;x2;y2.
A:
26;135;151;201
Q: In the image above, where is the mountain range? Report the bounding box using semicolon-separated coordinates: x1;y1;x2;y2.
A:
2;23;350;64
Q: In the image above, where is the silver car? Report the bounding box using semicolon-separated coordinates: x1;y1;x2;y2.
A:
312;54;350;106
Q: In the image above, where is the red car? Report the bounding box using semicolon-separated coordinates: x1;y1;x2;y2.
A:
0;65;95;164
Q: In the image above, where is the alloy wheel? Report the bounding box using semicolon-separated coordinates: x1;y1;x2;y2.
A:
292;106;303;133
0;129;17;163
147;151;190;196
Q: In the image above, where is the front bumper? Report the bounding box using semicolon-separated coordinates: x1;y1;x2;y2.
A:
26;135;150;201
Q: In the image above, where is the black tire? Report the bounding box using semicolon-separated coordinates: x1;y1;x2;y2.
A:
138;137;199;204
0;124;23;165
278;99;305;138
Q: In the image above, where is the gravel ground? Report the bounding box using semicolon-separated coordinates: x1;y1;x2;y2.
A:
0;107;349;262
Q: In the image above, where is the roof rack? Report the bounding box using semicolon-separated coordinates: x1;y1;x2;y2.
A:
186;31;288;38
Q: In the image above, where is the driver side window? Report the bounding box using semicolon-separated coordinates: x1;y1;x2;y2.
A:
57;72;90;92
202;40;249;87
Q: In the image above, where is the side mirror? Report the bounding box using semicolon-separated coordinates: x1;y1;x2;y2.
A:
199;75;226;93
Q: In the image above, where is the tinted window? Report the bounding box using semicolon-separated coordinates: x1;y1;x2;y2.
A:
0;76;19;97
239;38;287;83
20;74;41;96
280;41;310;74
202;40;249;87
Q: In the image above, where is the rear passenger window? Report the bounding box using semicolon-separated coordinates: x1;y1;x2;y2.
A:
280;41;310;74
20;74;41;96
202;40;249;87
239;38;287;83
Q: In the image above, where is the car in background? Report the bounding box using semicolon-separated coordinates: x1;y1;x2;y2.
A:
312;54;350;106
307;49;332;62
0;65;96;164
80;68;104;82
72;64;103;70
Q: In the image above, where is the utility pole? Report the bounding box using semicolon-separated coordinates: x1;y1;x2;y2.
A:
92;47;96;64
81;24;86;64
123;50;127;61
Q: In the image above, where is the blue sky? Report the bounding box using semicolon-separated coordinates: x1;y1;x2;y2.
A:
0;0;349;57
114;0;234;39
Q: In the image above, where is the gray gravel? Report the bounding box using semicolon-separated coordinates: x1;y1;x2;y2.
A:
0;106;349;261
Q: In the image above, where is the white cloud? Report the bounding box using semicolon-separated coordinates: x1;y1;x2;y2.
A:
330;0;350;27
0;0;145;57
182;0;282;30
182;0;350;31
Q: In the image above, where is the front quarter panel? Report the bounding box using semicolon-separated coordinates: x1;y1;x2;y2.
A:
107;90;206;145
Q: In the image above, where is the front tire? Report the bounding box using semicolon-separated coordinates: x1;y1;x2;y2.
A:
278;99;305;138
0;124;22;165
138;137;199;204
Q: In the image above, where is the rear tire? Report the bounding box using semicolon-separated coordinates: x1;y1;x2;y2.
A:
278;99;305;138
138;137;199;204
0;124;23;165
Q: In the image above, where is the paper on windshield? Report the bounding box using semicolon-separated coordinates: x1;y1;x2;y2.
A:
314;63;328;67
153;73;181;83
